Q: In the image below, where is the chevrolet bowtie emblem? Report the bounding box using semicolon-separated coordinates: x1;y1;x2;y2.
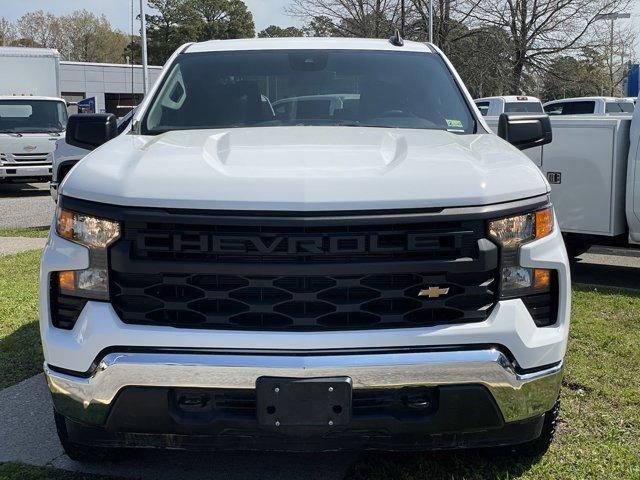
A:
418;286;450;298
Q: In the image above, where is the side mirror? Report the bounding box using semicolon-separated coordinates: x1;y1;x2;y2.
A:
65;114;118;151
498;113;552;150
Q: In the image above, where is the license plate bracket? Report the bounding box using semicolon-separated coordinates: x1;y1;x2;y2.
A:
256;376;352;427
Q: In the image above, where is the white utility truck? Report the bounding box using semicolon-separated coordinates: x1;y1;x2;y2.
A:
42;37;569;459
0;47;68;183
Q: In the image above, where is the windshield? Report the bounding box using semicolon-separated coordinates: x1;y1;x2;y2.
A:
504;102;543;114
0;99;68;133
143;49;476;135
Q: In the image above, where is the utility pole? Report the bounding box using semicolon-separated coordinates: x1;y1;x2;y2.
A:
139;0;149;96
400;0;405;37
595;12;631;96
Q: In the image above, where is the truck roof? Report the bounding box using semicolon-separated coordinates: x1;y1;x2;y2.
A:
544;96;633;105
0;46;60;58
185;37;434;54
0;95;64;102
475;96;542;103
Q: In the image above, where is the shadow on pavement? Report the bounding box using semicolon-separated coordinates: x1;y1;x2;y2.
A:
0;182;50;198
345;450;539;480
571;260;640;291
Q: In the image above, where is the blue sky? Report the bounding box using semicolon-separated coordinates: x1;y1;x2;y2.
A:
0;0;637;54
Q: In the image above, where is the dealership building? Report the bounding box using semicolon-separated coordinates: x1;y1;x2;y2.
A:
60;61;162;117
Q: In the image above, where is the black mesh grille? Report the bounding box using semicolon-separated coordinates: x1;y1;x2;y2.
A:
111;271;496;330
107;210;498;331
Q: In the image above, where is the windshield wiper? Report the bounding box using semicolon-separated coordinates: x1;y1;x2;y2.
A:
0;129;22;137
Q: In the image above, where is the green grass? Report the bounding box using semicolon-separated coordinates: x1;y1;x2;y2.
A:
0;463;120;480
0;251;638;479
0;226;50;238
0;250;43;389
346;287;640;480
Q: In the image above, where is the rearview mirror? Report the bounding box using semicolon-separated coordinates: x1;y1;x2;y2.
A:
498;113;552;150
65;114;118;151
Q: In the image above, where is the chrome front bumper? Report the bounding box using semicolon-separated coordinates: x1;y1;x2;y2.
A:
0;165;52;179
45;348;563;427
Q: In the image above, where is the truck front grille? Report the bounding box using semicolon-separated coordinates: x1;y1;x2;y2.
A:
98;205;499;331
111;270;496;330
1;152;52;166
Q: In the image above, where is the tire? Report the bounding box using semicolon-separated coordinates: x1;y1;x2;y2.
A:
54;411;123;462
512;398;560;458
563;237;591;259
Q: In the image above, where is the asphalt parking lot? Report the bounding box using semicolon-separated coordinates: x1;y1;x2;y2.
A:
0;182;54;229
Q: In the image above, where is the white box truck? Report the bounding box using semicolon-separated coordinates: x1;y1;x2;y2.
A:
0;47;68;183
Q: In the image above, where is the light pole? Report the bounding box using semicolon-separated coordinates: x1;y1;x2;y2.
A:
139;0;149;96
595;12;631;96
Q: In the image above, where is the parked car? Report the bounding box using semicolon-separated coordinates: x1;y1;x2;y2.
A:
0;47;67;184
543;96;635;116
50;107;137;201
474;95;544;116
41;37;568;460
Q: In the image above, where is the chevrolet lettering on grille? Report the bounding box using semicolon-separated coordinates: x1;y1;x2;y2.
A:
135;232;467;255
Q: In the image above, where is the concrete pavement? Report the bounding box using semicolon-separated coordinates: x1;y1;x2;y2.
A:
0;236;47;256
0;374;357;479
0;182;54;229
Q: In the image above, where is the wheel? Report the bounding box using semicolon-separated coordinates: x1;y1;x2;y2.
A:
54;411;123;462
563;237;591;259
513;398;560;457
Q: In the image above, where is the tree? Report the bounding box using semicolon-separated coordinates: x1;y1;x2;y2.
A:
16;10;66;49
447;25;511;97
288;0;401;38
147;0;201;65
464;0;633;94
258;25;304;38
304;15;339;37
63;11;130;63
541;50;609;100
146;0;255;65
0;18;17;46
189;0;255;40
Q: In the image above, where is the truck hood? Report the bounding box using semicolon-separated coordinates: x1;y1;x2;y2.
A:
0;132;60;155
61;127;549;211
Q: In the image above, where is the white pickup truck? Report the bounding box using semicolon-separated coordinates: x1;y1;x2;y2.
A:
543;97;635;116
0;47;67;183
474;96;544;117
41;37;569;459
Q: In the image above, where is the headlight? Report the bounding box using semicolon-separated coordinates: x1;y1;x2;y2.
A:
53;208;120;301
488;207;554;298
488;207;553;247
56;208;120;248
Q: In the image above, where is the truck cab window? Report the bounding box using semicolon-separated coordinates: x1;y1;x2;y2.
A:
0;99;67;133
606;102;635;114
545;101;595;116
475;102;490;116
143;50;476;135
504;102;543;114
